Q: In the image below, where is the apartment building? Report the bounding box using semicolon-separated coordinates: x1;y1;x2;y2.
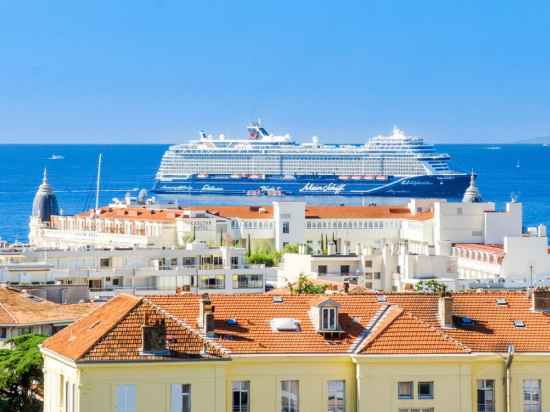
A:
0;286;95;347
42;289;550;412
1;243;268;297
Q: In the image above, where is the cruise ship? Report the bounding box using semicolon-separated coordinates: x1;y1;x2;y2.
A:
152;122;470;198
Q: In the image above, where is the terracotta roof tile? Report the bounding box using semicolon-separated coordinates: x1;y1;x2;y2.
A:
42;291;550;361
0;287;96;326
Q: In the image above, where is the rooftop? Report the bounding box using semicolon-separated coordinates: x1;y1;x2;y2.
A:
0;287;96;326
42;290;550;362
66;204;432;223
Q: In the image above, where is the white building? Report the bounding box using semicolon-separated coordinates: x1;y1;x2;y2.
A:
28;171;550;291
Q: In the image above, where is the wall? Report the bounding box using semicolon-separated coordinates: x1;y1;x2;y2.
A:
484;202;523;245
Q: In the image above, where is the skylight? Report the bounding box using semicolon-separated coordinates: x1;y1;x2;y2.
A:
496;298;508;306
513;320;526;328
272;296;284;304
270;318;300;332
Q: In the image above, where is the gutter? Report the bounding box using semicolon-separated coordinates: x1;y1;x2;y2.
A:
504;344;514;412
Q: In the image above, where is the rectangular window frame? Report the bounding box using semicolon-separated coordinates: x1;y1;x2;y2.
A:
232;380;250;412
327;380;345;412
397;381;414;400
418;381;434;400
523;379;541;412
477;379;495;412
281;380;299;412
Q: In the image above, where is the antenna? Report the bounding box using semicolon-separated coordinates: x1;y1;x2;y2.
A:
95;153;102;214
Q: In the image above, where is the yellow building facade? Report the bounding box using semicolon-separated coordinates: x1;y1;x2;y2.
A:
41;291;550;412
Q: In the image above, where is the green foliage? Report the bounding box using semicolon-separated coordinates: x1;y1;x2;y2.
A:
0;334;47;412
247;248;282;267
414;279;447;294
282;243;299;254
289;274;328;295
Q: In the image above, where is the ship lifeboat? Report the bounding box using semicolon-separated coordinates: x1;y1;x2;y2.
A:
351;175;362;180
339;175;350;180
283;174;296;180
364;176;375;180
249;174;264;179
230;174;241;179
197;173;209;178
376;175;387;181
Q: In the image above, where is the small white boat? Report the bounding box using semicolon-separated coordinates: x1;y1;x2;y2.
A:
486;146;501;150
48;154;64;160
516;161;521;168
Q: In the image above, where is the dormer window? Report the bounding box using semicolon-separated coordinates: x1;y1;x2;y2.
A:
309;298;342;334
321;307;337;331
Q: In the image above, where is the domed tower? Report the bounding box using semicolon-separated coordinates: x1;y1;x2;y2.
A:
462;171;482;203
29;168;60;245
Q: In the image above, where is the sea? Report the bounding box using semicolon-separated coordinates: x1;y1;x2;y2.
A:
0;144;549;243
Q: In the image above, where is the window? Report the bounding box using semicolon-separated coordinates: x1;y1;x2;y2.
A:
282;222;290;234
340;265;350;275
233;274;264;289
398;381;413;400
0;328;6;339
281;380;299;412
116;384;136;412
232;381;250;412
99;258;111;268
477;379;495;412
327;380;345;412
321;307;338;331
365;260;373;268
418;382;434;400
318;265;328;275
523;379;541;412
198;275;225;289
171;384;191;412
171;258;178;267
231;256;239;268
65;381;75;412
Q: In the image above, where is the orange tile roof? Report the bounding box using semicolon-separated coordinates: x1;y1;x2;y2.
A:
71;204;432;222
453;243;505;256
305;205;432;220
42;291;550;361
0;287;96;326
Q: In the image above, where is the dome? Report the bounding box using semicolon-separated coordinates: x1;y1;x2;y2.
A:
137;189;148;204
32;168;59;222
462;171;482;203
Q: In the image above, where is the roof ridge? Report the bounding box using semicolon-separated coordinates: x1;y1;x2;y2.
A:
400;311;471;353
353;305;404;354
0;300;18;324
142;298;229;358
77;294;142;360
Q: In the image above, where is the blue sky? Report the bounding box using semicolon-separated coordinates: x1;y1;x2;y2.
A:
1;1;549;144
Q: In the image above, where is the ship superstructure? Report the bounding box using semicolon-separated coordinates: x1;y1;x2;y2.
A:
152;122;469;197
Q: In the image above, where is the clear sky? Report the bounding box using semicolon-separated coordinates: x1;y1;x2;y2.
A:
1;0;549;144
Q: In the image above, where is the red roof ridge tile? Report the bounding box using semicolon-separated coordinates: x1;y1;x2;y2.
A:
354;305;403;353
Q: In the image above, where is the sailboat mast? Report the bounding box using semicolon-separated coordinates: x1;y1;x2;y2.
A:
95;153;102;213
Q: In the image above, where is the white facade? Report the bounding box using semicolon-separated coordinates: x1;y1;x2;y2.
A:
1;243;268;297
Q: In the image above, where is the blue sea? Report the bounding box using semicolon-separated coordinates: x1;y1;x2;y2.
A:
0;144;549;243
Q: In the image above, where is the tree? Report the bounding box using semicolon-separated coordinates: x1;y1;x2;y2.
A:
0;334;47;412
247;248;281;267
289;274;328;294
414;279;447;294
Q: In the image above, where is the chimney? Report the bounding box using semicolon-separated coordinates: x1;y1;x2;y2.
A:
199;293;216;337
438;293;453;328
343;281;350;294
531;289;550;312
